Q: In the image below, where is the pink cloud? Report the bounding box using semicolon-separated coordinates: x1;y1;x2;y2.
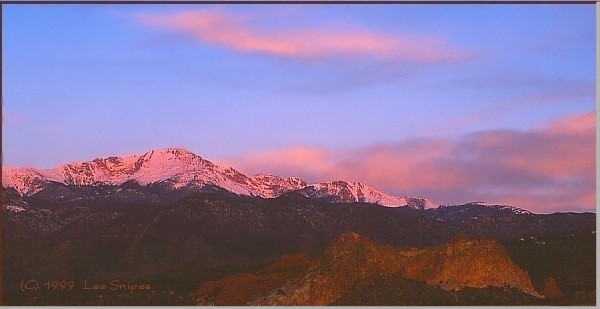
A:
220;112;595;213
136;10;469;62
496;112;596;181
544;111;595;135
216;147;336;182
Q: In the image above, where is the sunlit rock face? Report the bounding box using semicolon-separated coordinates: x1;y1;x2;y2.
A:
251;232;540;305
400;234;538;295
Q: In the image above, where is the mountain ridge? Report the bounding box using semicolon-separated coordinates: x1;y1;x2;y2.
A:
2;147;436;209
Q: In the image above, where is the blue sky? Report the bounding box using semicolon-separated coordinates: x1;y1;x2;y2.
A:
2;4;595;211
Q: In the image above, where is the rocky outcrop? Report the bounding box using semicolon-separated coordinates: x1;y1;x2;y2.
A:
400;234;538;295
191;253;310;305
250;232;541;305
543;277;564;300
250;232;404;305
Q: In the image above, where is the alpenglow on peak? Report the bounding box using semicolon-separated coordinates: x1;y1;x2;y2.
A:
2;148;437;209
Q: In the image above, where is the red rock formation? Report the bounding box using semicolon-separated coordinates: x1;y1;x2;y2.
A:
250;232;541;305
191;253;310;305
401;234;538;295
542;277;564;300
256;232;403;305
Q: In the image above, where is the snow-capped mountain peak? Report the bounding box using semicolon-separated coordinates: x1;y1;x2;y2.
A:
2;167;54;196
2;148;436;208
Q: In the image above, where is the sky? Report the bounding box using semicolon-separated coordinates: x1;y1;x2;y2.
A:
2;4;596;213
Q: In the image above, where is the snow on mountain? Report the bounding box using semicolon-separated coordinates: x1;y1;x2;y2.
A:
249;174;307;198
405;197;439;210
305;181;410;207
2;148;434;208
2;148;293;198
472;201;532;215
2;167;62;196
290;180;437;209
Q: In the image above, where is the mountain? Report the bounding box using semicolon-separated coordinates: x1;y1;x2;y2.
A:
3;148;594;306
426;202;534;221
2;148;435;208
295;181;437;209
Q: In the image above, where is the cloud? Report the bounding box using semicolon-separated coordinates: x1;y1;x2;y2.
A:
216;147;335;183
136;10;469;62
545;110;596;135
221;112;595;213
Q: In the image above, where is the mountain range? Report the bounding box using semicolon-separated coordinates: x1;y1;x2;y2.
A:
2;147;437;209
2;147;595;306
